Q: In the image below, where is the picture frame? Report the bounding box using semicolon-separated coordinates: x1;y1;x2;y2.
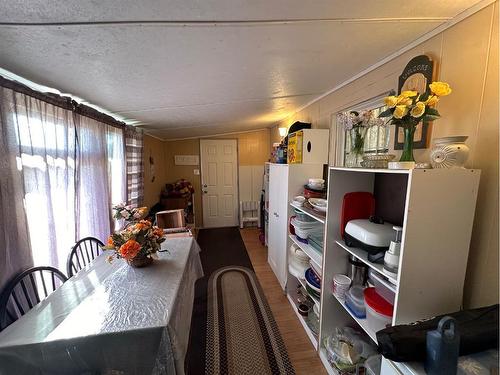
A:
394;55;435;150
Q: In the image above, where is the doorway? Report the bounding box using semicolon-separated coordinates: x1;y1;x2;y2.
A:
200;139;239;228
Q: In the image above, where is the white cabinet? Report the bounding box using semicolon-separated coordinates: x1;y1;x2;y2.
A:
267;163;324;290
268;165;289;289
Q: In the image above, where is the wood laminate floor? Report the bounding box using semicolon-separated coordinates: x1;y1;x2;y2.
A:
240;228;327;375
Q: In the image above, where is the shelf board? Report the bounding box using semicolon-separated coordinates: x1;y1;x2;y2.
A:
289;267;321;309
319;349;340;375
331;293;378;344
289;234;323;270
286;293;318;350
290;201;326;223
298;277;321;308
330;166;410;174
335;240;398;285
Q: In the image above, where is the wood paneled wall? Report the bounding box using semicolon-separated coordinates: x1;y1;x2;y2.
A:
143;134;167;208
143;129;271;227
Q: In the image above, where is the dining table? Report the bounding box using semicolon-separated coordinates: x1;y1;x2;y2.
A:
0;236;204;375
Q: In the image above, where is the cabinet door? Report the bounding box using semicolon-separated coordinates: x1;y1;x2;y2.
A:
268;165;288;289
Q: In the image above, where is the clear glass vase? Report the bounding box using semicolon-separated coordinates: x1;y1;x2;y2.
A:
400;126;416;162
346;127;367;167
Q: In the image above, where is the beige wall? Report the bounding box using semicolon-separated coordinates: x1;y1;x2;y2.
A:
163;138;203;227
161;129;271;226
271;4;499;308
143;134;168;208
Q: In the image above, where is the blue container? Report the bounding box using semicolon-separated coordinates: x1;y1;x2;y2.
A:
425;316;460;375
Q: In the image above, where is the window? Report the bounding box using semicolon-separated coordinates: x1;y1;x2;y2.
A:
342;106;390;155
12;106;125;272
331;92;393;167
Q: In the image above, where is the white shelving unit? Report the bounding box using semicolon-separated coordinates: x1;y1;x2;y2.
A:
290;201;326;223
286;294;319;350
331;294;377;343
269;165;480;374
319;349;340;375
316;167;480;374
335;240;398;285
289;234;322;270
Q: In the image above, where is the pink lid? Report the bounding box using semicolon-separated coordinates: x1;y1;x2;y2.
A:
364;287;394;317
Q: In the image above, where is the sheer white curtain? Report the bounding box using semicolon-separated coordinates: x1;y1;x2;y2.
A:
0;87;35;292
0;85;126;287
74;115;126;242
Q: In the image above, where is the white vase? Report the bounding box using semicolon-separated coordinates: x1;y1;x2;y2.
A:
430;136;470;168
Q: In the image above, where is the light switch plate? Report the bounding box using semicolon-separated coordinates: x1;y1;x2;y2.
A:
193;169;200;175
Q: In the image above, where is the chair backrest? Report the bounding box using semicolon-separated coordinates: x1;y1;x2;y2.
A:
156;209;186;229
66;237;104;277
0;266;67;330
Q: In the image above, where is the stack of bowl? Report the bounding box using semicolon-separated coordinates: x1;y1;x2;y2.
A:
304;178;326;199
305;268;321;300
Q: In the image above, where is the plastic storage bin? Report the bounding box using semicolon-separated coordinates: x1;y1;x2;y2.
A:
368;269;396;305
345;285;366;318
293;210;315;222
291;217;322;240
364;287;393;333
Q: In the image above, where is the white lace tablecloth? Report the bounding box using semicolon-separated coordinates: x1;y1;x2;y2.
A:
0;237;203;375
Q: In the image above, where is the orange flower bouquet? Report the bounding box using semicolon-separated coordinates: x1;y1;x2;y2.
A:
104;217;166;267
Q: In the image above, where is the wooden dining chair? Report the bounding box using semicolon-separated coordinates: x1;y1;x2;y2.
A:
66;237;104;277
0;266;67;330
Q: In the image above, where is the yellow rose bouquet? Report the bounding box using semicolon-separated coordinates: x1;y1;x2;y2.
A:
379;81;452;162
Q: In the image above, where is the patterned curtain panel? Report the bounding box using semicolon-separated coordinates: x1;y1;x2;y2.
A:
125;126;144;207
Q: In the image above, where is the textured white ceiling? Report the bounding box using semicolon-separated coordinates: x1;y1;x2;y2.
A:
0;0;483;139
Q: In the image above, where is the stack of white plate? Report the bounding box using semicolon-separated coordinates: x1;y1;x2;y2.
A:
288;244;309;279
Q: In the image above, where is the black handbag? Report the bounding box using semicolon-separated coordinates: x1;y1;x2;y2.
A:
377;304;499;362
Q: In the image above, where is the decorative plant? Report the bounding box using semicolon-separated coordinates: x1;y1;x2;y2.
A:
379;81;452;162
104;204;166;265
341;110;385;166
112;203;148;222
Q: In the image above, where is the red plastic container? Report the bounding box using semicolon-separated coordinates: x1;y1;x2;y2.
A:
340;192;375;238
364;287;394;333
303;187;325;199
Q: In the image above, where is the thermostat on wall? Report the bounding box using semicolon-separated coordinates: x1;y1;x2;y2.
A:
174;155;199;166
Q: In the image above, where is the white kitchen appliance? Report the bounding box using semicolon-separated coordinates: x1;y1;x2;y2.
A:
383;226;403;278
344;218;395;254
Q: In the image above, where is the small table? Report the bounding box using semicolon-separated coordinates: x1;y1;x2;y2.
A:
0;237;203;375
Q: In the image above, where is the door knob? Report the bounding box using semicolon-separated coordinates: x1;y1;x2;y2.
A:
203;190;208;194
203;184;207;188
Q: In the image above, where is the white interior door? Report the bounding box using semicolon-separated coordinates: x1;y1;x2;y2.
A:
200;139;239;228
